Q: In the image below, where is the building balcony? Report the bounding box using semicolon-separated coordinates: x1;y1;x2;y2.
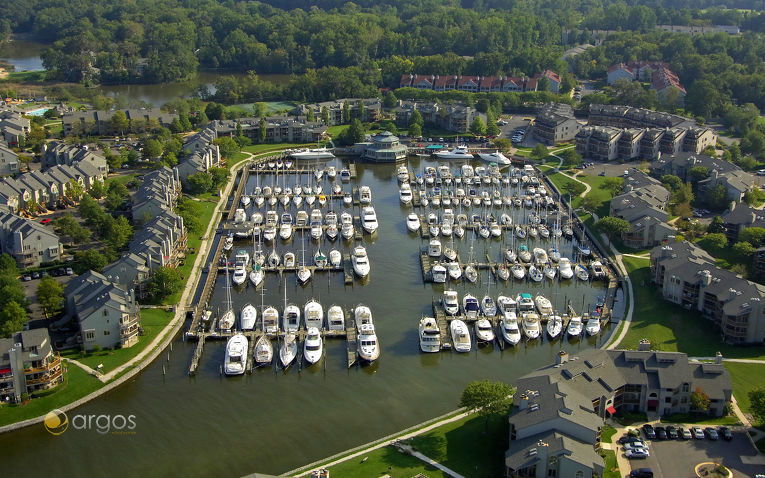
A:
24;355;61;375
25;366;63;386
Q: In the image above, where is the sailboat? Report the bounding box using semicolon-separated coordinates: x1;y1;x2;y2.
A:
547;314;562;339
279;333;298;367
254;334;273;366
297;232;312;284
219;264;235;332
240;303;257;330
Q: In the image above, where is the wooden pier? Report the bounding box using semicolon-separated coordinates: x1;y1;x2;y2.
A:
345;315;358;368
343;253;354;284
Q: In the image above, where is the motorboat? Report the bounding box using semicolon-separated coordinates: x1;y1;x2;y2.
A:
464;264;478;283
279;213;293;241
446;261;462;281
359;186;372;205
262;306;279;335
559;258;574;280
477;150;511;165
397;165;410;182
534;295;553;317
481;295;497;317
528;265;543;282
326;223;338;240
304;299;324;329
563;225;573;238
310;221;323;240
314;248;328;267
575;264;590;281
279;333;298;367
351;246;370;277
234;208;247;223
342;193;352;206
290;147;335;160
450;319;471;352
419;317;441;353
340;169;351;181
443;290;459;315
235;249;250;267
329;249;342;268
435;145;473;160
327;165;337;179
284;252;296;268
497;295;517;317
327;305;345;331
399;183;413;204
357;323;380;362
543;264;557;280
511;263;526;280
505;248;517;263
310;209;323;226
240;303;257;330
463;294;480;320
354;304;374;329
515;225;526;239
517;293;535;312
361;206;378;233
431;263;447;283
547;315;563;339
254;335;273;366
304;327;323;364
499;313;521;345
406;213;421;232
283;304;301;332
533;247;549;264
475;318;495;342
224;334;248;376
428;239;442;258
441;222;453;237
263;225;277;242
223;234;234;251
489;222;502;237
496;263;510;281
341;221;355;240
500;213;512;226
232;265;247;286
521;312;540;340
548;247;561;263
454;224;465;238
585;315;601;336
249;264;264;287
567;316;583;337
591;261;606;280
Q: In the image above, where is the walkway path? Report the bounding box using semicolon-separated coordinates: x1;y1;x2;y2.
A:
61;357;101;376
397;444;466;478
292;410;473;477
603;242;635;351
548;149;592;198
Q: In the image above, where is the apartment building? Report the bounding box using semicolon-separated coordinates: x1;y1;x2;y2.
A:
0;329;64;403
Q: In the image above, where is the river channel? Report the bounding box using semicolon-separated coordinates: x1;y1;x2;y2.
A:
1;154;615;477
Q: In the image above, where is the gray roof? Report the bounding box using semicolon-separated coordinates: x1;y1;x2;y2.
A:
505;430;604;473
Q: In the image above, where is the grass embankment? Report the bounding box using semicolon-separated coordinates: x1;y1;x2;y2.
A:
601;450;621;478
0;365;102;427
328;446;447;478
59;308;174;373
601;424;618;443
660;414;741;426
242;143;306;155
724;362;765;415
621;256;765;359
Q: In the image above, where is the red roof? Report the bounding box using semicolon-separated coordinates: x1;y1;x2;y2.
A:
543;70;561;84
457;75;480;87
606;406;617;415
434;75;457;88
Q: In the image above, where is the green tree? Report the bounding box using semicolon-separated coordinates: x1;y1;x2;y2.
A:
733;241;755;259
408;109;424;128
0;253;18;276
88;180;105;199
321;106;330;125
0;301;27;338
75;249;108;273
253;102;267;118
492;138;512;152
707;216;726;235
459;379;516;432
688;166;711;183
690;388;711;412
342;100;351;124
66;179;84;200
357;100;365;121
109;111;129;136
596;216;630;244
205;102;225;121
209;167;230;189
700;233;728;252
580;195;600;213
214;136;240;158
187;172;214;194
744;188;765;206
749;388;765;425
143;138;163;159
37;276;64;317
531;143;548;160
408;123;422;138
741;227;765;248
78;194;101;222
486;110;500;137
661;174;683;192
305;107;315;122
705;184;729;211
148;266;184;301
469;116;486;137
537;77;550;92
599;177;623;198
560;148;582;167
0;274;26;308
259;117;267;144
562;181;587;197
383;91;398;108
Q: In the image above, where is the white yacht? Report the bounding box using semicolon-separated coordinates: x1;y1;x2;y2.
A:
283;304;301;333
450;319;471;352
559;258;574;280
279;333;298;367
477;150;511;165
310;221;323;240
223;234;234;251
397;165;410;182
521;312;541;340
446;261;462;281
511;263;526;280
399;183;413;204
575;264;590;281
431;263;447;283
279;213;293;241
297;265;312;284
567;316;583;337
499;313;521;345
428;239;442;258
528;264;543;282
290;147;335;160
341;221;355;240
329;249;342;268
358;204;378;231
419;317;441;353
481;295;497;317
585;315;601;336
463;294;480;320
284;252;296;268
262;306;279;335
249;264;264;287
475;318;495;342
232;265;247;286
224;334;248;376
434;145;473;160
357;323;380;362
464;263;478;283
517;293;535;312
534;295;553;317
359;185;372;205
254;335;273;366
328;305;345;331
351;246;370;277
240;303;257;331
443;290;459;315
406;213;421;232
303;327;323;364
304;299;324;330
591;261;606;280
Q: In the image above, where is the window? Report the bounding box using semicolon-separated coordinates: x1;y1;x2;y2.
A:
85;330;96;341
665;397;672;403
103;310;108;317
104;330;110;336
576;472;584;478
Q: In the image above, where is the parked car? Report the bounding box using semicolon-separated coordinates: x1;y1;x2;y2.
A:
757;169;765;176
642;424;656;439
629;469;654;478
706;427;719;440
655;426;667;440
719;427;733;441
22;275;31;281
65;267;74;276
666;425;678;439
679;427;692;440
618;435;644;445
625;449;650;459
32;271;40;279
623;442;648;451
692;427;705;439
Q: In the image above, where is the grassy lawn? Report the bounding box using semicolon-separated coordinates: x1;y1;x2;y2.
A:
326;125;348;137
226;152;249;167
106;173;138;188
725;362;765;416
409;413;507;478
328;446;447;478
601;450;621;478
59;308;174;373
602;424;618;443
0;365;103;427
661;413;741;426
613;411;648;426
1;71;47;82
577;174;620;219
620;257;765;359
242;143;306;155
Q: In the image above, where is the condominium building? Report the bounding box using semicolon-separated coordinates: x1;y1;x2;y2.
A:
0;329;64;403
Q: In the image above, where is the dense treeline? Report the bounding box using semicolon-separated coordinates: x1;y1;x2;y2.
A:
4;0;765;86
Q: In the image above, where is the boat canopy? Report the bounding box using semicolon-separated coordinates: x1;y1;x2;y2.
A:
425;144;444;150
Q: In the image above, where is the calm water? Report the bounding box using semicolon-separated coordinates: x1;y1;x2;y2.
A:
0;157;611;477
0;39;290;106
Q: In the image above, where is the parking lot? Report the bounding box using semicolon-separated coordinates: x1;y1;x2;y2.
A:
615;425;765;477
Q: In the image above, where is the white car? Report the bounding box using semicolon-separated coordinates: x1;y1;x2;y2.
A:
624;449;650;459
